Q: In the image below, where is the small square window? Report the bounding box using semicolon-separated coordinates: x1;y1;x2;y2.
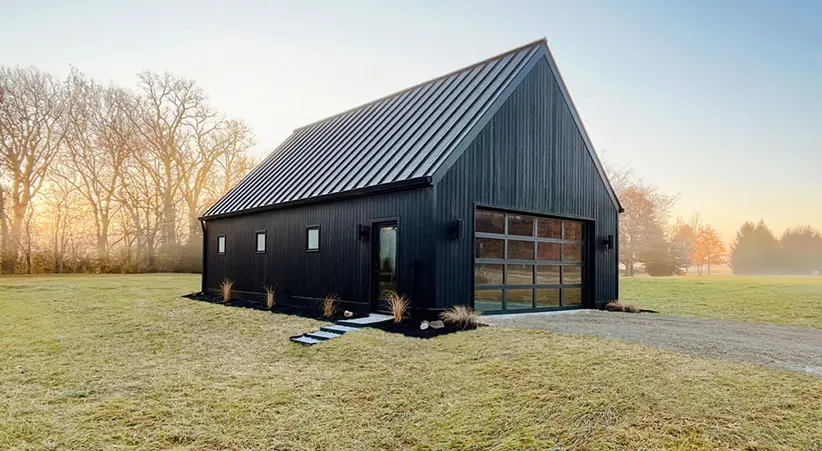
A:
217;235;226;254
306;226;320;251
256;231;266;253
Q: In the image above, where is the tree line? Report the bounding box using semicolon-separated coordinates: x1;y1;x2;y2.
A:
731;222;822;275
609;164;821;276
0;66;257;274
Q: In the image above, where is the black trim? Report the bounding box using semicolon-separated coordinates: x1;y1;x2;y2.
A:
200;220;207;293
255;230;267;253
305;225;320;252
369;217;400;311
479;305;586;316
474;202;595;222
201;177;430;221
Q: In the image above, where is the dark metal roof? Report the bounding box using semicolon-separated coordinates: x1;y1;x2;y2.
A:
203;38;623;219
203;39;545;218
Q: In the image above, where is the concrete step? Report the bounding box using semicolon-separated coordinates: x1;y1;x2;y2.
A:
337;313;393;328
306;330;342;341
321;324;360;334
290;335;319;345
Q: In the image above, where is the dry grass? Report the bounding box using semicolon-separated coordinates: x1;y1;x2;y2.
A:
321;293;338;318
440;305;483;329
383;290;409;323
1;274;821;449
264;284;276;309
220;278;233;303
605;300;639;313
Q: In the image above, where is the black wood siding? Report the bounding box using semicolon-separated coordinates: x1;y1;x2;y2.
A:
433;59;619;309
204;188;435;310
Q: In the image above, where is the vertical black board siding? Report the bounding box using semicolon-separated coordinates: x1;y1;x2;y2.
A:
434;59;619;309
203;188;435;309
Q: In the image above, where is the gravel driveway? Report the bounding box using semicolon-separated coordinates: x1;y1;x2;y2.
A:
484;310;822;376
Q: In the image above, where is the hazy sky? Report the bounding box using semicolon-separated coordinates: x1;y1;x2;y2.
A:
3;0;820;241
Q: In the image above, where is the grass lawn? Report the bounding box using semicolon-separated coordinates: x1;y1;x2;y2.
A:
621;276;822;329
1;274;821;450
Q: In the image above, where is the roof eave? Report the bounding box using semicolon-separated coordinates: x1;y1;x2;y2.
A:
199;176;432;221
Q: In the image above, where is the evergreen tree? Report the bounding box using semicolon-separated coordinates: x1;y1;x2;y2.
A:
730;220;781;274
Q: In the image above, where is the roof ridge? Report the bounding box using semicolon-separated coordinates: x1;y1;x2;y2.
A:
293;38;547;132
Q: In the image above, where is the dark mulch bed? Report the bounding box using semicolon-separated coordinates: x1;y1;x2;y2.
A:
182;292;482;338
181;292;366;322
372;320;483;339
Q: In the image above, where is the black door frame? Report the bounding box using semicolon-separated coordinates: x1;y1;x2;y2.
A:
369;217;400;312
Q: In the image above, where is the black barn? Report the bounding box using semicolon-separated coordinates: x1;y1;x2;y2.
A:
200;39;622;317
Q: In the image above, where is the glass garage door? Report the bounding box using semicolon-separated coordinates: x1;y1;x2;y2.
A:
473;208;586;312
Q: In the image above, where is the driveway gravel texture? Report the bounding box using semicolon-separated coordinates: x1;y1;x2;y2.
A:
484;310;822;376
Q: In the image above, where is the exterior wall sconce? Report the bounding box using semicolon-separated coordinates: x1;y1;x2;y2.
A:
449;219;463;239
357;224;370;240
602;234;614;250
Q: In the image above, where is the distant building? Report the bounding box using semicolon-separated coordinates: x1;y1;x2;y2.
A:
200;39;622;317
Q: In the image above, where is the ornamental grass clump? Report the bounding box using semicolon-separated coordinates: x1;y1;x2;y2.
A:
439;305;482;329
264;284;276;309
383;290;410;323
322;294;338;319
220;279;234;304
605;301;639;313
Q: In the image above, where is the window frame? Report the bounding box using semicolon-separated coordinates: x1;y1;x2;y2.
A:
217;234;226;255
305;225;320;252
255;230;267;254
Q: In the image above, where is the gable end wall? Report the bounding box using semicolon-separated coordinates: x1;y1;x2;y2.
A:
433;58;619;309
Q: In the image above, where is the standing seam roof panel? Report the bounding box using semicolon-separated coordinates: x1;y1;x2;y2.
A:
261;100;383;206
295;85;426;200
342;68;475;191
316;76;444;197
203;40;550;218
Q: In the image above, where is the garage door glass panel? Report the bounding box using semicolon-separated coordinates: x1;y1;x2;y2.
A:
476;210;505;234
475;289;503;312
474;208;586;312
507;214;534;236
563;244;582;262
475;238;504;259
564;221;583;241
563;288;582;306
536;288;560;306
475;264;503;285
537;242;561;261
538;218;562;238
507;240;535;260
506;264;534;285
563;266;582;284
506;289;533;309
536;265;560;284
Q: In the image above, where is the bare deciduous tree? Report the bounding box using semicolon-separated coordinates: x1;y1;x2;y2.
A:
127;71;206;247
0;66;66;272
58;69;134;260
0;65;257;274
